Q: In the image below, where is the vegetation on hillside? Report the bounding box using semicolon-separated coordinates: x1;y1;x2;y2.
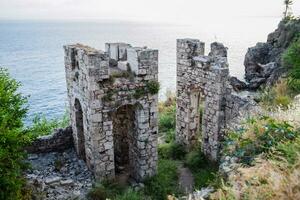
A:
259;28;300;109
283;34;300;92
0;67;71;200
0;68;31;200
211;111;300;199
26;112;70;137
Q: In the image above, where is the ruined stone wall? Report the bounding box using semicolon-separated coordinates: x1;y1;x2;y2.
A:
176;39;231;161
26;126;73;153
64;43;158;181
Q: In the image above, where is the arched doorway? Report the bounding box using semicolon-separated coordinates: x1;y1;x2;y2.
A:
110;104;135;181
75;99;86;161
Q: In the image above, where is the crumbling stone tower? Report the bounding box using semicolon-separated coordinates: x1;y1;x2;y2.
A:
176;39;230;161
64;43;158;181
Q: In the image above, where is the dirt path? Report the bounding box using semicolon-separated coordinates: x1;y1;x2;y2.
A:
178;165;195;193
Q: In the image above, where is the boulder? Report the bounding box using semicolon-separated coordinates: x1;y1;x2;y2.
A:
248;78;266;90
244;19;300;89
229;77;247;92
244;43;272;82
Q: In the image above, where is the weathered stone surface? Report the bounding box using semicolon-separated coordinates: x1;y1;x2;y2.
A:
26;148;93;200
26;126;73;153
64;42;158;182
209;42;228;58
229;76;247;92
45;176;62;185
176;39;258;161
244;19;300;88
176;39;231;161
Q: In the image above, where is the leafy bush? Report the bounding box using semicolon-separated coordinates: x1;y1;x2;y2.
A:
0;68;31;200
184;148;218;188
26;112;69;137
87;180;126;200
158;142;186;160
159;103;176;133
158;92;176;142
143;159;181;200
146;80;160;95
185;149;207;171
224;116;299;165
271;136;300;166
283;35;300;92
115;189;143;200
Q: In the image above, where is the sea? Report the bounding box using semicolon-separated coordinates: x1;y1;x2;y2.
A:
0;17;280;124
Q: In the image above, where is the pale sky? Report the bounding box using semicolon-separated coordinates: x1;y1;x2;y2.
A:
0;0;300;22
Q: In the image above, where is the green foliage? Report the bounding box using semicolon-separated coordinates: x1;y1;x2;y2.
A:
26;112;70;137
87;180;126;200
133;80;160;99
133;88;146;99
158;142;186;160
283;35;300;92
146;80;160;95
185;149;207;171
143;159;181;200
271;136;300;166
115;189;143;200
158;92;176;143
0;68;31;200
184;148;218;188
159;102;176;133
224;116;299;165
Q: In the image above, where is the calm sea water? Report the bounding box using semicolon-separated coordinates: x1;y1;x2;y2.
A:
0;18;280;124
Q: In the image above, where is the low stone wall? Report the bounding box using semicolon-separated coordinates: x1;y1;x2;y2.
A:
26;126;73;153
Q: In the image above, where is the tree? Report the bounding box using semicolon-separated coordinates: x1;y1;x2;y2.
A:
0;68;31;200
284;0;293;18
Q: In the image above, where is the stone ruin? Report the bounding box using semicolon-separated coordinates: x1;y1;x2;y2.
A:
64;43;159;181
176;39;248;161
62;39;254;183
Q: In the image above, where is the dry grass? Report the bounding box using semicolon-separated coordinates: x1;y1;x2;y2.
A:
270;94;300;128
260;79;293;109
210;96;300;200
211;155;300;200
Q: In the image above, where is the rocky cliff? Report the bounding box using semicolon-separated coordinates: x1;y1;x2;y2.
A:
244;19;300;90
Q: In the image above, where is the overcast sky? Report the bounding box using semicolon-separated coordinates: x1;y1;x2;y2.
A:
0;0;299;22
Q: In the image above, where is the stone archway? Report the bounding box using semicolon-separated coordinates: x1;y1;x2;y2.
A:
75;99;86;161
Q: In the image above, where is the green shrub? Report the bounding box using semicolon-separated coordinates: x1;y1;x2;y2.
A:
158;93;176;143
224;116;299;165
87;180;126;200
143;159;181;200
115;189;143;200
184;148;218;188
133;88;146;99
158;142;186;160
0;68;31;200
283;35;300;92
146;80;160;95
159;103;176;133
165;129;175;143
185;149;207;171
26;112;69;137
271;136;300;166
